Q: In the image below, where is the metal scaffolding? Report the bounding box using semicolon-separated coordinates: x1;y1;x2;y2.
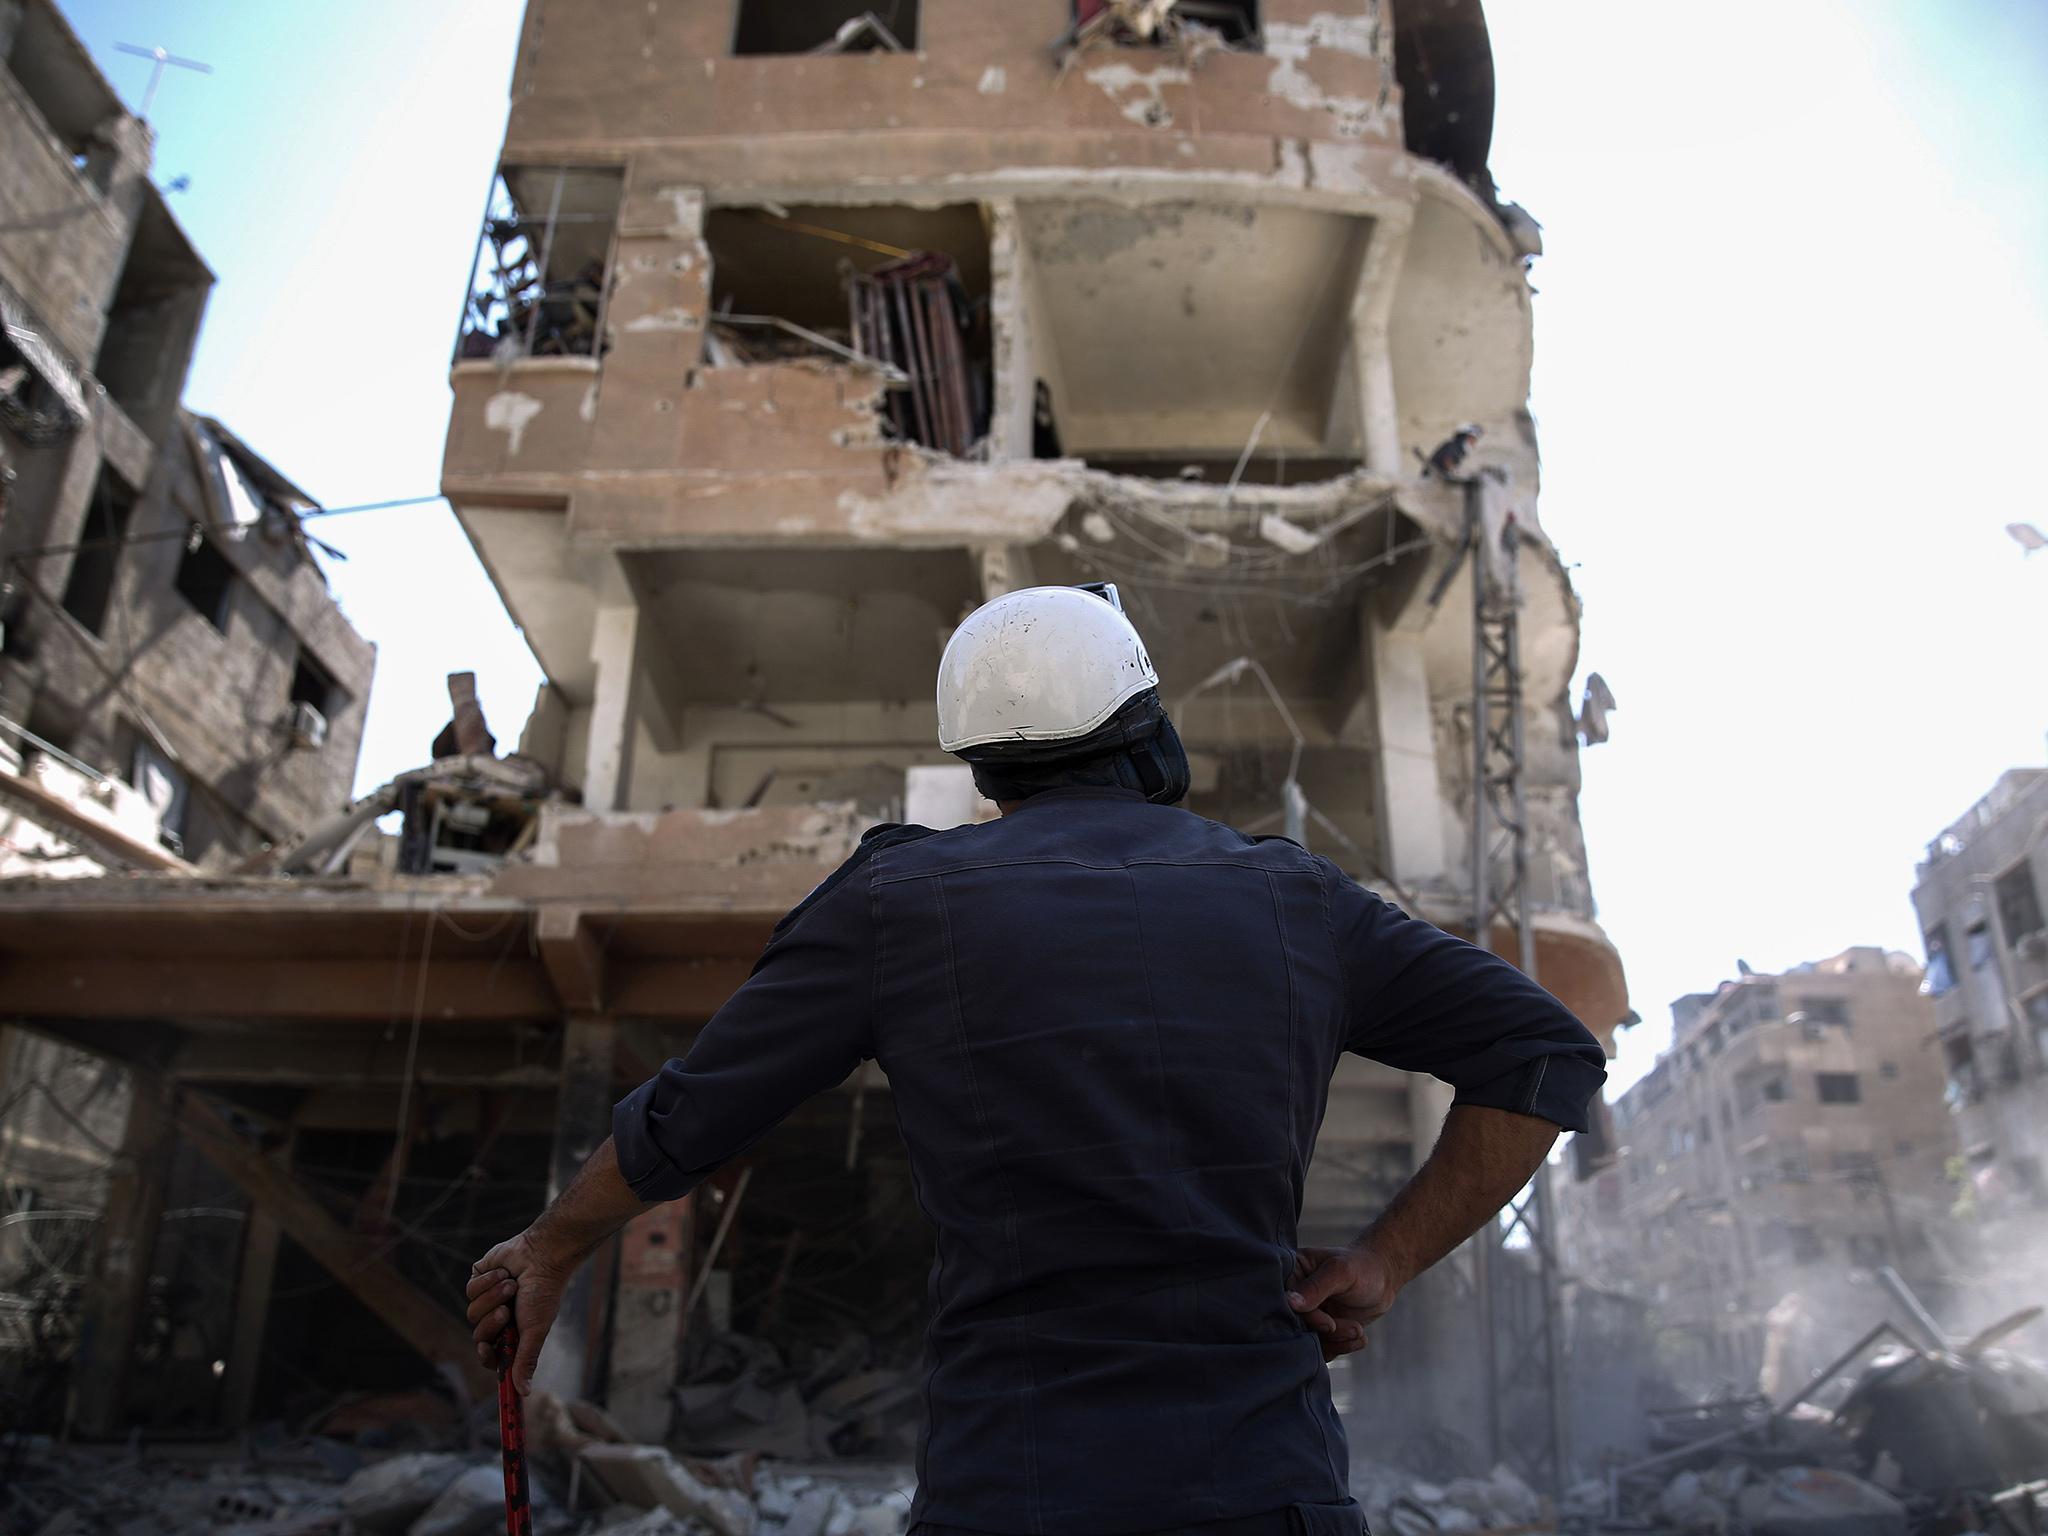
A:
1464;471;1572;1495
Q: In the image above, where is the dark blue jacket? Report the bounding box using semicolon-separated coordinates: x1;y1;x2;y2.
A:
615;788;1605;1535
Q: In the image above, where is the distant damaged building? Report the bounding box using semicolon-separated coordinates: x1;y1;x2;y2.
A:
1912;767;2048;1216
1555;949;1955;1397
2;0;1625;1451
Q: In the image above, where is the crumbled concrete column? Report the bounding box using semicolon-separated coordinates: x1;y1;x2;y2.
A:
583;590;644;813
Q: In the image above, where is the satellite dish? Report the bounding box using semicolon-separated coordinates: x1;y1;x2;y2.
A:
2008;522;2047;555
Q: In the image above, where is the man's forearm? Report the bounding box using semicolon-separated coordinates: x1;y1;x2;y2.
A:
528;1137;651;1265
1361;1105;1560;1286
467;1138;654;1391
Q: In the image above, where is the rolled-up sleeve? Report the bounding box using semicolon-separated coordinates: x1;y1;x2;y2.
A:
612;856;876;1202
1324;863;1607;1132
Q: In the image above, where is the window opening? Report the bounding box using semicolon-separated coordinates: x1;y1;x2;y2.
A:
2026;990;2048;1071
1815;1072;1861;1106
289;649;337;715
174;531;235;633
1032;381;1064;460
704;206;992;457
287;648;341;751
1922;924;1956;996
457;167;621;363
1797;996;1850;1026
1020;202;1370;478
1995;861;2045;946
1944;1035;1979;1107
1968;921;1997;971
733;1;919;55
58;469;134;637
122;725;189;846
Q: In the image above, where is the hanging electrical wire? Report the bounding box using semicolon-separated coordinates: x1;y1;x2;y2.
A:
1;492;445;566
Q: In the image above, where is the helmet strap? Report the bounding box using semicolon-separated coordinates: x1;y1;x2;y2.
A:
960;692;1189;808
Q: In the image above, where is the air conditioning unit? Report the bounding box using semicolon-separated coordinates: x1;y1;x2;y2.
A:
285;700;328;750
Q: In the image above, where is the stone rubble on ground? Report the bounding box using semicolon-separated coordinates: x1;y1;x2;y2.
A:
1352;1459;1548;1534
0;1428;914;1536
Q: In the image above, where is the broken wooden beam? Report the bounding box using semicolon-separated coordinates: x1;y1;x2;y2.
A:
175;1091;493;1398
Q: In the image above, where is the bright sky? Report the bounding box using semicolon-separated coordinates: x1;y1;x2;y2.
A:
60;0;2048;1092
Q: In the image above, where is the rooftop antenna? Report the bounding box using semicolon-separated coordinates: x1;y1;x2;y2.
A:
113;42;213;120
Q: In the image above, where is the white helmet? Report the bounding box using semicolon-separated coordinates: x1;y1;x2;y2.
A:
937;584;1159;753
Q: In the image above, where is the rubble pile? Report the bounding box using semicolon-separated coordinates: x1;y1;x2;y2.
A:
0;1418;912;1536
1587;1295;2048;1535
1351;1461;1550;1534
672;1333;919;1463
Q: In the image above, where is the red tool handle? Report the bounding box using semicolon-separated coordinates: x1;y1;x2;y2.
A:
494;1323;534;1536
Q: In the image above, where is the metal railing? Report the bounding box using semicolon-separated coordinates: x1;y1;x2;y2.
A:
454;168;622;365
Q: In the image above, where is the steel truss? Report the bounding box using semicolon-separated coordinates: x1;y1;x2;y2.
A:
1464;472;1571;1496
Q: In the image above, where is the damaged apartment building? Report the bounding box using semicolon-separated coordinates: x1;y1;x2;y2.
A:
0;0;374;869
0;0;1628;1462
0;0;374;1433
1555;949;1957;1400
1914;766;2048;1218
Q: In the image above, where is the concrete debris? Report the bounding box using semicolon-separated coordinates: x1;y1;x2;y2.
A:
1601;1283;2048;1533
1742;1467;1908;1536
670;1330;920;1463
1255;511;1321;555
0;1432;916;1536
810;13;907;55
579;1445;757;1536
1054;0;1255;74
591;1512;702;1536
2;1439;354;1536
410;1463;545;1536
1351;1461;1547;1534
1655;1465;1746;1528
341;1451;473;1533
1989;1479;2048;1533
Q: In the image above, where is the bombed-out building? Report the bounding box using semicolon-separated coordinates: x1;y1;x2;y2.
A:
1913;766;2048;1218
0;0;377;1437
0;0;374;867
1;0;1626;1458
1555;949;1954;1397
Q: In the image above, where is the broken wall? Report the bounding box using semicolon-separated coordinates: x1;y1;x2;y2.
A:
10;419;374;864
